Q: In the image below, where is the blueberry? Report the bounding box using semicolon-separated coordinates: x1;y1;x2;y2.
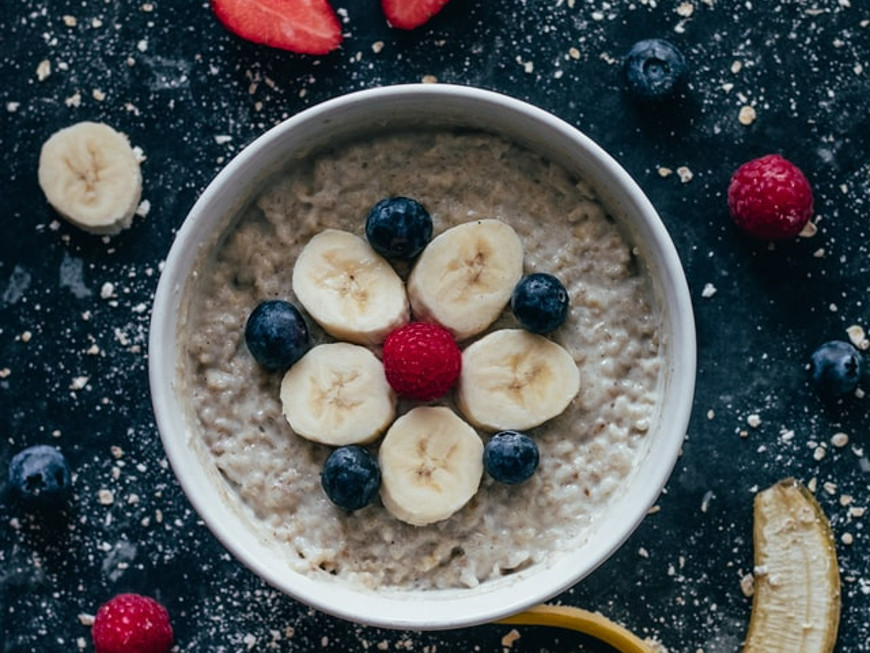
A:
8;445;72;508
810;340;864;398
483;431;539;485
511;273;570;334
244;300;309;371
623;39;688;100
365;197;433;260
321;445;380;511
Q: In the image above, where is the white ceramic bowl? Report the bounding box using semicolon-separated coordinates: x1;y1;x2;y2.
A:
149;84;696;631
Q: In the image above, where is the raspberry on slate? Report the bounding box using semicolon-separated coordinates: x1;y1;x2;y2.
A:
727;154;814;241
382;322;461;401
91;593;174;653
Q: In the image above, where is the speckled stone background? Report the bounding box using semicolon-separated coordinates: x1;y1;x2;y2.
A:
2;1;870;651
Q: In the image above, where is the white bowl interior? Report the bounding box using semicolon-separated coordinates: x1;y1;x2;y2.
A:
149;84;696;631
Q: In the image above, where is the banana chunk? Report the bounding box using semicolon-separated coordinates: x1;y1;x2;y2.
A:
457;329;580;431
743;478;840;653
407;219;524;341
37;121;143;235
292;229;409;345
280;342;396;446
379;406;483;526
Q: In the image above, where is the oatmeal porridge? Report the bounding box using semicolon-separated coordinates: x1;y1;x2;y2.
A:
179;129;663;591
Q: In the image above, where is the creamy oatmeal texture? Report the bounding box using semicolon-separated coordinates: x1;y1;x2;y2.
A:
182;129;663;591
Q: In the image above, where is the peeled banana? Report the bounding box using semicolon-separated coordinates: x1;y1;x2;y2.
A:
37;121;143;235
742;478;840;653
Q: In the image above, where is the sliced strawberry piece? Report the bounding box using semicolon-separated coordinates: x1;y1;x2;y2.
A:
381;0;451;30
211;0;342;55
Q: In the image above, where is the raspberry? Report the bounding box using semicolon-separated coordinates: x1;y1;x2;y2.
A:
382;322;461;401
92;593;174;653
727;154;814;240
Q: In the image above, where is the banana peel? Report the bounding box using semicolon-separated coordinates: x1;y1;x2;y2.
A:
743;478;841;653
497;604;660;653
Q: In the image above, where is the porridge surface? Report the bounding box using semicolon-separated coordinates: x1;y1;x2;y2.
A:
181;129;663;591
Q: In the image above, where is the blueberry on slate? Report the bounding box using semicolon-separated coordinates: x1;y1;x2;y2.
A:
244;300;309;371
365;197;433;260
810;340;864;398
511;273;570;334
8;445;72;508
321;445;381;511
484;431;539;485
623;39;688;100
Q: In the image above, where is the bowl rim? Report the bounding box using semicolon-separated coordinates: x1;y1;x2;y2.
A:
149;83;696;631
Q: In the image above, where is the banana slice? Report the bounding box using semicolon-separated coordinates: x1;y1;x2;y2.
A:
407;219;524;341
280;342;396;446
379;406;483;526
457;329;580;431
292;229;409;345
37;121;143;235
743;478;840;653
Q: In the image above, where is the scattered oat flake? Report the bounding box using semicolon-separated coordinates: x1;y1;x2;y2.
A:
813;446;826;461
372;41;384;53
846;325;866;347
501;629;521;648
658;166;673;177
215;134;232;145
701;283;717;298
731;60;743;74
421;75;437;84
36;60;51;81
638;547;650;558
842;533;854;545
799;220;818;238
676;166;693;183
738;105;757;125
676;2;694;17
747;414;761;428
78;613;95;627
63;15;77;26
136;199;151;217
92;88;106;102
740;573;754;597
831;432;850;448
97;489;115;505
65;91;82;107
70;376;89;391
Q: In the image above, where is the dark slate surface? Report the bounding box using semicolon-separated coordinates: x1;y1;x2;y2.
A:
2;1;870;651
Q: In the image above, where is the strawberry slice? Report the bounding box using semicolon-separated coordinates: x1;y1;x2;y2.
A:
211;0;342;55
381;0;451;30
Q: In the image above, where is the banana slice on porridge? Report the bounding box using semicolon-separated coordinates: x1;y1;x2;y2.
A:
280;342;396;446
292;229;409;345
379;406;483;526
407;219;524;341
457;329;580;431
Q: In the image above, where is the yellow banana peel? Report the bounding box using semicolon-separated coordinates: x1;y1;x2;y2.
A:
497;603;660;653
